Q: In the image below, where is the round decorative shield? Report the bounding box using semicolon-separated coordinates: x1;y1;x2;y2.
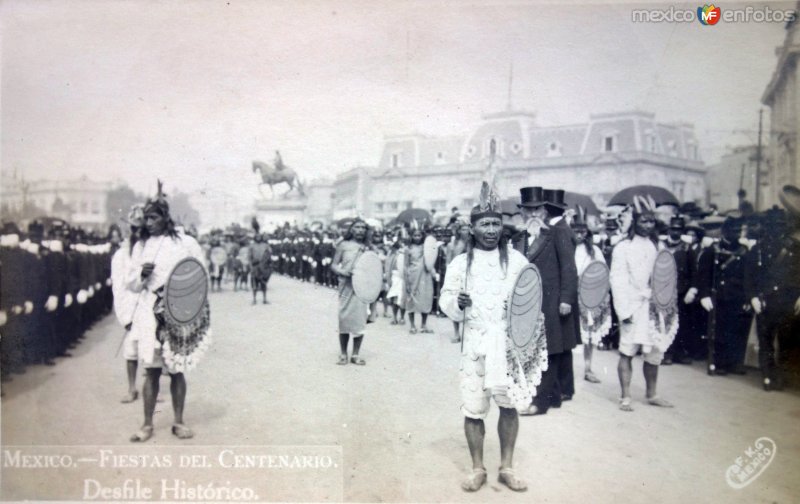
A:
423;235;439;272
164;257;209;325
210;246;228;266
352;251;384;303
507;264;544;349
579;261;610;310
652;249;678;309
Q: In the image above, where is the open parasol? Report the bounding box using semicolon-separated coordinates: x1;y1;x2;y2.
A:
608;185;680;207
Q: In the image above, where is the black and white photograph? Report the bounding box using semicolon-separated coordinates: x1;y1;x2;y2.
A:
1;0;799;502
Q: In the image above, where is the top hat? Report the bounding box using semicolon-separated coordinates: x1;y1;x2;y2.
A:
669;216;686;230
1;221;21;236
543;189;568;210
779;184;800;218
518;187;546;208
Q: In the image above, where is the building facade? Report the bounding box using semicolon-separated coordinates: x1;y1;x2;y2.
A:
762;11;800;209
1;173;112;229
316;109;706;222
706;146;760;212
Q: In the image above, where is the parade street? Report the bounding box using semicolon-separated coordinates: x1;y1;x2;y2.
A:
2;275;799;503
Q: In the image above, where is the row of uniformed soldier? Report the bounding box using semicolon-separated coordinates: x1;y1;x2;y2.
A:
1;220;113;382
268;229;338;288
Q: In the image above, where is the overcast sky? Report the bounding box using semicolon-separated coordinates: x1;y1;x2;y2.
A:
1;0;791;204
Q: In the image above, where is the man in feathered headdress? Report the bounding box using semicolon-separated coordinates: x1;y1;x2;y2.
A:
112;203;145;404
125;181;210;442
440;179;546;493
610;195;674;411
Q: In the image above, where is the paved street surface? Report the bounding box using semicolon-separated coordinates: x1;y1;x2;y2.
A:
3;274;800;503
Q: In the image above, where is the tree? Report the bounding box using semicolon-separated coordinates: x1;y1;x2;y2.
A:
169;190;201;229
106;184;144;227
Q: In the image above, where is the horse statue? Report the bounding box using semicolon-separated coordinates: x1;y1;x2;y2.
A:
252;160;305;198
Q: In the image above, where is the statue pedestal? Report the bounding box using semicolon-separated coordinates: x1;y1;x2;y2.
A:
254;194;308;229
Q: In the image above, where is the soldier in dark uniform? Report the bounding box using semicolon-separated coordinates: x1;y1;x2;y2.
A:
662;217;693;365
25;221;57;366
748;189;800;389
681;220;708;361
697;216;752;375
515;187;580;415
1;223;27;378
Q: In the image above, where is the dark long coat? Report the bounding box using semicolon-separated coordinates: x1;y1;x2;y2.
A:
513;219;580;354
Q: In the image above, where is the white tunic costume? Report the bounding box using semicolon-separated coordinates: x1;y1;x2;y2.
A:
440;248;545;415
126;233;208;368
575;244;611;345
609;235;661;350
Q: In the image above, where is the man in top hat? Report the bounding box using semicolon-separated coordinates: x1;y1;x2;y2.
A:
126;183;208;442
661;216;693;365
514;187;580;415
112;204;145;403
440;185;541;493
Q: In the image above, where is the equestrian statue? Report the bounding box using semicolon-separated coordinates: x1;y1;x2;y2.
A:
252;151;305;198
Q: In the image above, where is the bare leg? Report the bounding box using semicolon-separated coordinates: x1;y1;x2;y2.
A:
644;362;673;407
143;368;161;427
409;313;416;331
498;407;518;470
618;355;633;411
421;313;429;330
584;344;600;382
170;373;187;425
126;360;138;395
339;333;349;356
464;417;485;470
352;335;363;357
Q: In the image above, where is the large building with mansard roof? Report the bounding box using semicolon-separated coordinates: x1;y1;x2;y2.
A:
323;109;706;222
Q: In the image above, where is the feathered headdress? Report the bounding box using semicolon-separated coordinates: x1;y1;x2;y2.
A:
470;163;503;223
144;179;171;217
632;194;657;216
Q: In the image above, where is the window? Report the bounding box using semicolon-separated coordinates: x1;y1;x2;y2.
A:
91;200;100;214
387;201;399;211
546;141;562;157
435;151;446;165
391;153;401;168
671;181;686;200
461;198;475;208
645;132;656;153
603;135;615;153
667;140;678;157
689;143;698;160
374;202;384;213
404;201;413;210
80;201;88;213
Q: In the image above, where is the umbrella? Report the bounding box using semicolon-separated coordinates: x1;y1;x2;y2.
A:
563;192;600;216
388;208;432;227
608;185;680;207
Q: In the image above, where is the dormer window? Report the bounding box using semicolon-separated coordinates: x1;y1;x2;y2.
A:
546;141;562;157
391;152;401;168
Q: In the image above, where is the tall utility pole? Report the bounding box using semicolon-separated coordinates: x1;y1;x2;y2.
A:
755;108;763;211
506;62;514;111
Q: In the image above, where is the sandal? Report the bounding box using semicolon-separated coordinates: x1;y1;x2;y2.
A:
498;468;528;492
390;320;399;325
350;356;366;366
461;468;487;492
420;327;434;334
409;328;418;334
619;397;634;412
120;390;139;403
584;372;601;384
337;354;348;365
130;425;154;443
647;397;674;408
172;423;194;439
